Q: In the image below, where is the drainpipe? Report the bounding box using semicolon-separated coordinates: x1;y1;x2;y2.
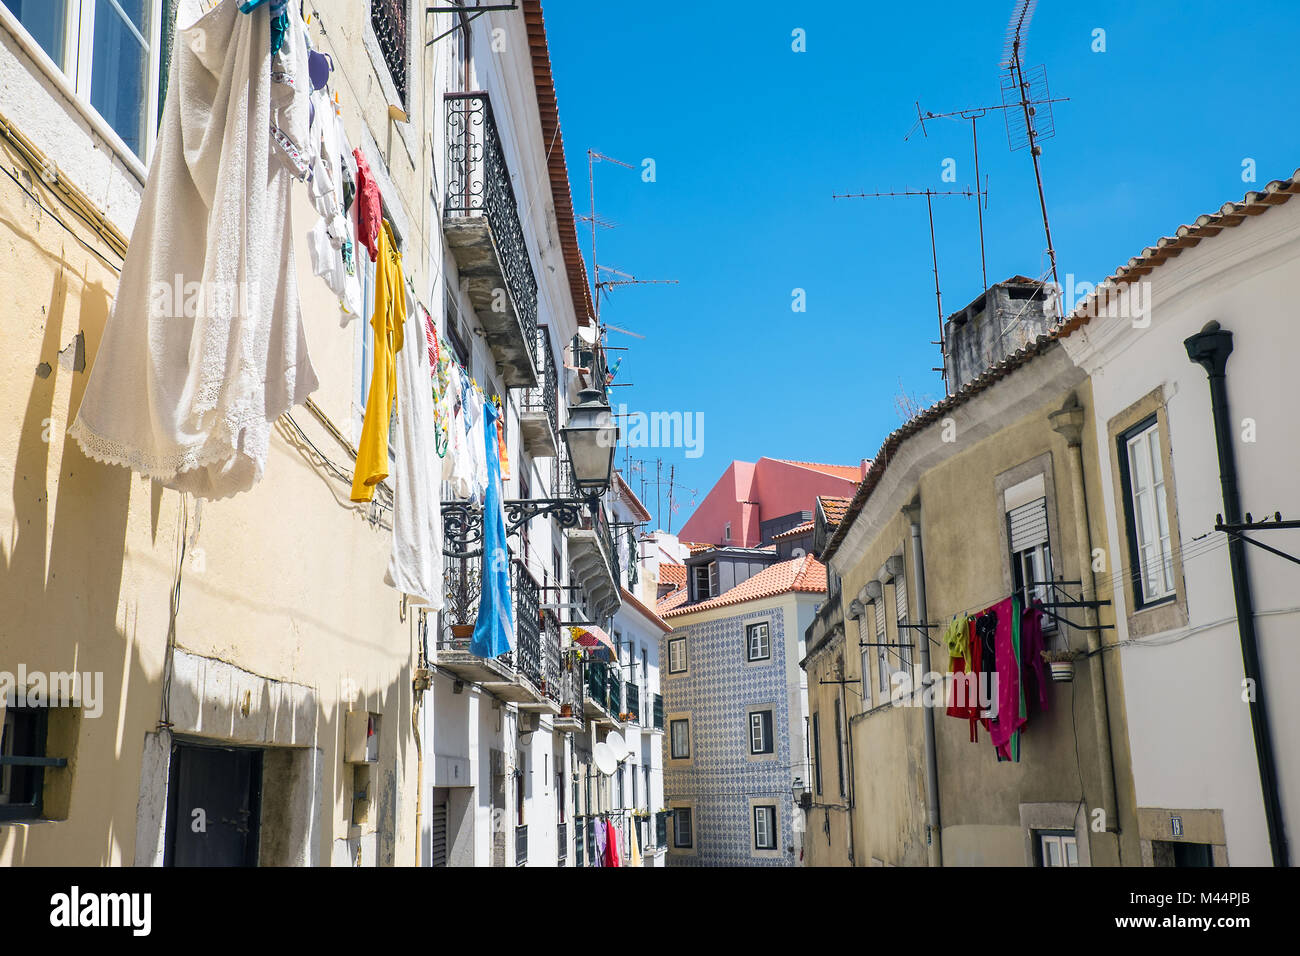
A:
1049;394;1119;838
902;500;942;867
1185;321;1289;868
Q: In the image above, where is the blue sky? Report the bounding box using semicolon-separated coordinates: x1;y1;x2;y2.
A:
542;0;1300;530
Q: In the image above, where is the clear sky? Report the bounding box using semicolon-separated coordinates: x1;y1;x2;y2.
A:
542;0;1300;531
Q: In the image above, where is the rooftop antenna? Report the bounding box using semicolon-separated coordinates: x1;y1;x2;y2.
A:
586;150;635;321
1000;0;1061;300
833;187;980;397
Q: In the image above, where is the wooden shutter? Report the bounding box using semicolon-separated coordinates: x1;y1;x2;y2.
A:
431;801;449;867
1009;497;1050;553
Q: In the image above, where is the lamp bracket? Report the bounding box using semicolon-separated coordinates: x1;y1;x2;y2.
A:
441;497;595;558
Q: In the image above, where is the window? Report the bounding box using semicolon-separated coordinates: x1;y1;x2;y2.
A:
672;808;693;848
369;0;409;107
874;599;889;696
1120;418;1176;605
1009;496;1055;611
1037;831;1079;867
811;713;822;795
643;766;650;810
667;637;687;674
2;0;162;159
669;719;690;759
893;572;912;683
746;622;770;661
749;710;774;755
723;521;732;543
753;805;777;850
708;561;719;596
556;770;565;823
0;706;64;821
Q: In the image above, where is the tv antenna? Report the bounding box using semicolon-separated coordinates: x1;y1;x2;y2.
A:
833;188;981;396
1000;0;1061;297
595;265;679;296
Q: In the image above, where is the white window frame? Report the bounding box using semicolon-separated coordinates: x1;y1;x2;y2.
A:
672;807;692;848
873;599;889;697
723;521;731;543
893;572;912;683
669;718;690;760
746;622;770;662
667;637;687;675
749;711;773;755
1038;832;1079;867
1;0;164;162
753;805;777;850
1125;421;1176;603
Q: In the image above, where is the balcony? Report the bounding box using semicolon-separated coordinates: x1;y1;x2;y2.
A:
518;326;558;458
652;693;665;732
554;649;586;732
515;824;528;866
518;606;562;716
655;811;669;849
444;91;539;388
583;661;620;728
557;822;567;862
557;450;621;621
624;683;640;725
435;558;547;706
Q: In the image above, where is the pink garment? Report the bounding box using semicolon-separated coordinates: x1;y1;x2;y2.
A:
352;147;381;262
604;819;621;867
988;597;1026;753
1020;602;1050;715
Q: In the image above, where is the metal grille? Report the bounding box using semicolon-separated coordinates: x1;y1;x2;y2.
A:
521;325;558;442
541;608;562;703
514;560;541;689
431;801;448;867
370;0;409;107
445;92;539;351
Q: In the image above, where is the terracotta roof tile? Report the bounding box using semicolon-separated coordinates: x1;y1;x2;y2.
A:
770;521;814;540
774;459;863;482
662;555;827;618
659;564;687;588
817;496;852;526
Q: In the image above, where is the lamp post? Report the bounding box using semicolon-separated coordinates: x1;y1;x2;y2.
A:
792;776;810;810
441;388;619;558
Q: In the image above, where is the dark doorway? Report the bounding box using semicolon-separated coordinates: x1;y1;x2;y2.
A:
164;742;262;866
1153;840;1215;867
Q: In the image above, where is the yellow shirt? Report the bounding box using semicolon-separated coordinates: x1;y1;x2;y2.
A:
942;615;969;663
351;221;405;501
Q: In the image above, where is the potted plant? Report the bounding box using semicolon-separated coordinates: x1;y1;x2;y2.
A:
1041;648;1077;682
450;624;474;639
560;703;573;717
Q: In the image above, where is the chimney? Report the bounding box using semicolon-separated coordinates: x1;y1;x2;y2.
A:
943;277;1059;393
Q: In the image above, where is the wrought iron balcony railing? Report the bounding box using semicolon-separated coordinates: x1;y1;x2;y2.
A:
653;693;665;731
541;608;563;704
607;666;623;718
585;661;608;711
371;0;409;107
557;822;567;861
655;811;668;849
515;824;528;866
514;560;542;691
520;325;558;443
445;91;539;354
624;683;640;723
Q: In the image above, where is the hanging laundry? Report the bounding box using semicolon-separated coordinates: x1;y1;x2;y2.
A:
496;401;510;480
463;372;489;502
439;352;473;495
943;615;981;742
384;297;445;608
69;0;317;500
470;400;515;659
1020;600;1051;715
593;816;607;867
351;220;405;501
353;146;382;262
604;817;621;867
989;596;1027;762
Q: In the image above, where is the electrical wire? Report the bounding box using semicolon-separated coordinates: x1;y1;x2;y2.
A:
0;159;125;274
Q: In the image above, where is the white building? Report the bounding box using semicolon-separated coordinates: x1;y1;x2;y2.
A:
1061;171;1300;866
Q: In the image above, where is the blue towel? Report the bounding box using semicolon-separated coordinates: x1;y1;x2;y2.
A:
470;400;515;658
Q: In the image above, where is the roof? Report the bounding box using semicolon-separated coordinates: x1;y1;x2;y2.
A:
685;542;713;555
618;587;673;633
612;471;652;522
822;167;1300;565
657;587;688;614
522;1;595;327
770;520;814;541
773;459;863;482
817;496;852;526
661;555;827;618
659;564;687;589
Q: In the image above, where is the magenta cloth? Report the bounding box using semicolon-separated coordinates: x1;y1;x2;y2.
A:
352;147;381;262
1020;602;1050;714
989;597;1025;752
604;818;621;867
593;817;606;866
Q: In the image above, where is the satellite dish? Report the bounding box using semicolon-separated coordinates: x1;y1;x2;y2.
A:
605;731;629;761
593;743;617;776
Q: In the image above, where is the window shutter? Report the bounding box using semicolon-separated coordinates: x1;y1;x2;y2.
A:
708;562;719;597
1009;497;1050;552
894;574;908;623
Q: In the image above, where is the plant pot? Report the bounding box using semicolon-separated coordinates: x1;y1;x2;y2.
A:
451;624;474;639
560;704;573;717
1048;660;1075;683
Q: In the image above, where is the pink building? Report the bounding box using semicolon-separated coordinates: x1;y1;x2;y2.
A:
678;458;866;548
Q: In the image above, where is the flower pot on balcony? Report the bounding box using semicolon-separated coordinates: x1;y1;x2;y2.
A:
561;704;573;717
1048;660;1075;682
451;624;474;639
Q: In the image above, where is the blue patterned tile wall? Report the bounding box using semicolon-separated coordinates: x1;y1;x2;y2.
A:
662;604;796;866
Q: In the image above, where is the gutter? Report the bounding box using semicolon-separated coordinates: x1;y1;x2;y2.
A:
903;500;942;867
1185;321;1289;867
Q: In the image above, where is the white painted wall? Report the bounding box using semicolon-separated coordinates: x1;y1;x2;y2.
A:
1062;196;1300;865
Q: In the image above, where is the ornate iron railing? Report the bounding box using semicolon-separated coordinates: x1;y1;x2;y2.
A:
607;666;623;717
521;325;558;441
514;560;542;690
585;661;607;710
439;555;483;651
624;683;640;723
655;811;668;848
541;608;563;703
515;824;528;866
445;91;539;351
559;649;583;717
370;0;409;107
593;504;621;587
653;693;665;731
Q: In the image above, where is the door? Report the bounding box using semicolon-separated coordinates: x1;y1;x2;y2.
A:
164;742;262;866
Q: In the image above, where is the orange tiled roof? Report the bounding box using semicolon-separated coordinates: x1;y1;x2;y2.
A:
657;587;689;614
659;564;687;588
774;459;863;482
661;555;827;618
686;542;714;555
818;496;852;526
619;588;673;633
770;521;814;540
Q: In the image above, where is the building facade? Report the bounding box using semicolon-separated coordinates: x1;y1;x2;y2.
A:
0;0;632;867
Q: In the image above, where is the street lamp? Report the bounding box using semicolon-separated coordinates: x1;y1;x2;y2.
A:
560;386;618;497
792;776;810;810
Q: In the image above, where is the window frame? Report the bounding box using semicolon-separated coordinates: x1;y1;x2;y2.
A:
745;621;771;662
672;807;693;848
669;718;690;760
748;710;775;756
0;0;164;162
753;804;777;851
667;637;687;675
811;712;822;795
0;705;60;822
1036;829;1079;867
1118;415;1177;609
